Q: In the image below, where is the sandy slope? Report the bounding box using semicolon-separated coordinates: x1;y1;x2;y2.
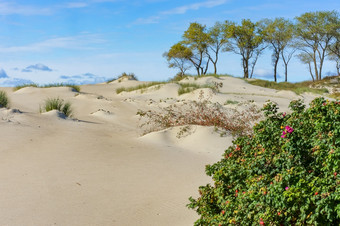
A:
0;76;327;225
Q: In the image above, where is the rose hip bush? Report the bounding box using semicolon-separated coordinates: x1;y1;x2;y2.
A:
188;97;340;225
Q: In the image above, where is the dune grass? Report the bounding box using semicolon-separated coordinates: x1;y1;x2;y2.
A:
177;83;216;95
41;97;73;117
13;83;38;91
329;92;340;99
116;82;166;94
14;83;80;92
0;90;9;108
107;72;138;84
246;79;329;95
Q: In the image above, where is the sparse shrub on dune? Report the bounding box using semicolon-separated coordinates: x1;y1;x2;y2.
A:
188;97;340;225
41;97;73;117
137;90;262;136
0;90;9;108
111;72;138;83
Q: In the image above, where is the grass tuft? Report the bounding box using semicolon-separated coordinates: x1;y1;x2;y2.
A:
246;79;329;95
0;90;9;108
177;82;221;95
41;97;73;117
13;83;38;91
14;83;80;92
108;72;138;83
116;82;166;94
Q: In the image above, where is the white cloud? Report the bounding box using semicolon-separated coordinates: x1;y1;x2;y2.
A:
0;1;51;16
22;64;53;72
0;34;106;53
161;0;228;15
134;16;161;24
134;0;228;25
65;2;89;8
59;73;107;85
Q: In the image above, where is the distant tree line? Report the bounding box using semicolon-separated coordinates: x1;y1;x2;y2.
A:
163;11;340;82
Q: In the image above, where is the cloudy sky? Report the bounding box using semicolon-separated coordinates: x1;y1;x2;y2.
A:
0;0;339;86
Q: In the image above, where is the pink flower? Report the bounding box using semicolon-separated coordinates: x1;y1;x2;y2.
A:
285;126;294;133
285;187;289;190
281;126;294;138
260;218;264;225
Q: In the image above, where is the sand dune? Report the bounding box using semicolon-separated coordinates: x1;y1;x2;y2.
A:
0;76;329;225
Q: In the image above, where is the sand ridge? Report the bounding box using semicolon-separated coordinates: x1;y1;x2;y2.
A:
0;76;328;225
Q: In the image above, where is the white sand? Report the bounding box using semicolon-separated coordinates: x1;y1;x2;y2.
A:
0;76;327;225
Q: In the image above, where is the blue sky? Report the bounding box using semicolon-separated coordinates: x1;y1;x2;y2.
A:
0;0;339;86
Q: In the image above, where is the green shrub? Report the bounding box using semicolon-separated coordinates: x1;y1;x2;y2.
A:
42;97;73;117
188;97;340;225
0;90;9;108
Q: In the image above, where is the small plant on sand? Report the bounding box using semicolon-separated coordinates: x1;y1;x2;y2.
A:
0;90;9;108
41;97;73;117
188;97;340;225
137;90;262;136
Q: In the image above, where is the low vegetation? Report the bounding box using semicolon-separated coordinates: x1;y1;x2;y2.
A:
137;90;262;137
188;97;340;225
177;82;217;95
116;82;166;94
14;83;80;92
41;97;73;117
247;79;329;95
0;90;9;108
107;72;138;83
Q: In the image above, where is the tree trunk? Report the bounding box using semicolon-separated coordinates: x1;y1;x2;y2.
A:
284;63;288;82
308;62;315;82
204;60;209;75
196;67;200;76
243;58;249;79
273;56;279;82
313;51;319;80
214;51;218;74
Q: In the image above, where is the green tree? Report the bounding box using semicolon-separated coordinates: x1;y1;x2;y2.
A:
163;42;193;76
207;22;228;74
297;53;316;81
224;19;266;79
328;34;340;74
182;22;211;76
295;10;340;80
328;53;340;75
262;18;295;82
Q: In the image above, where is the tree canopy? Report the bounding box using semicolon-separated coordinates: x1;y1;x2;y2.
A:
164;10;340;82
